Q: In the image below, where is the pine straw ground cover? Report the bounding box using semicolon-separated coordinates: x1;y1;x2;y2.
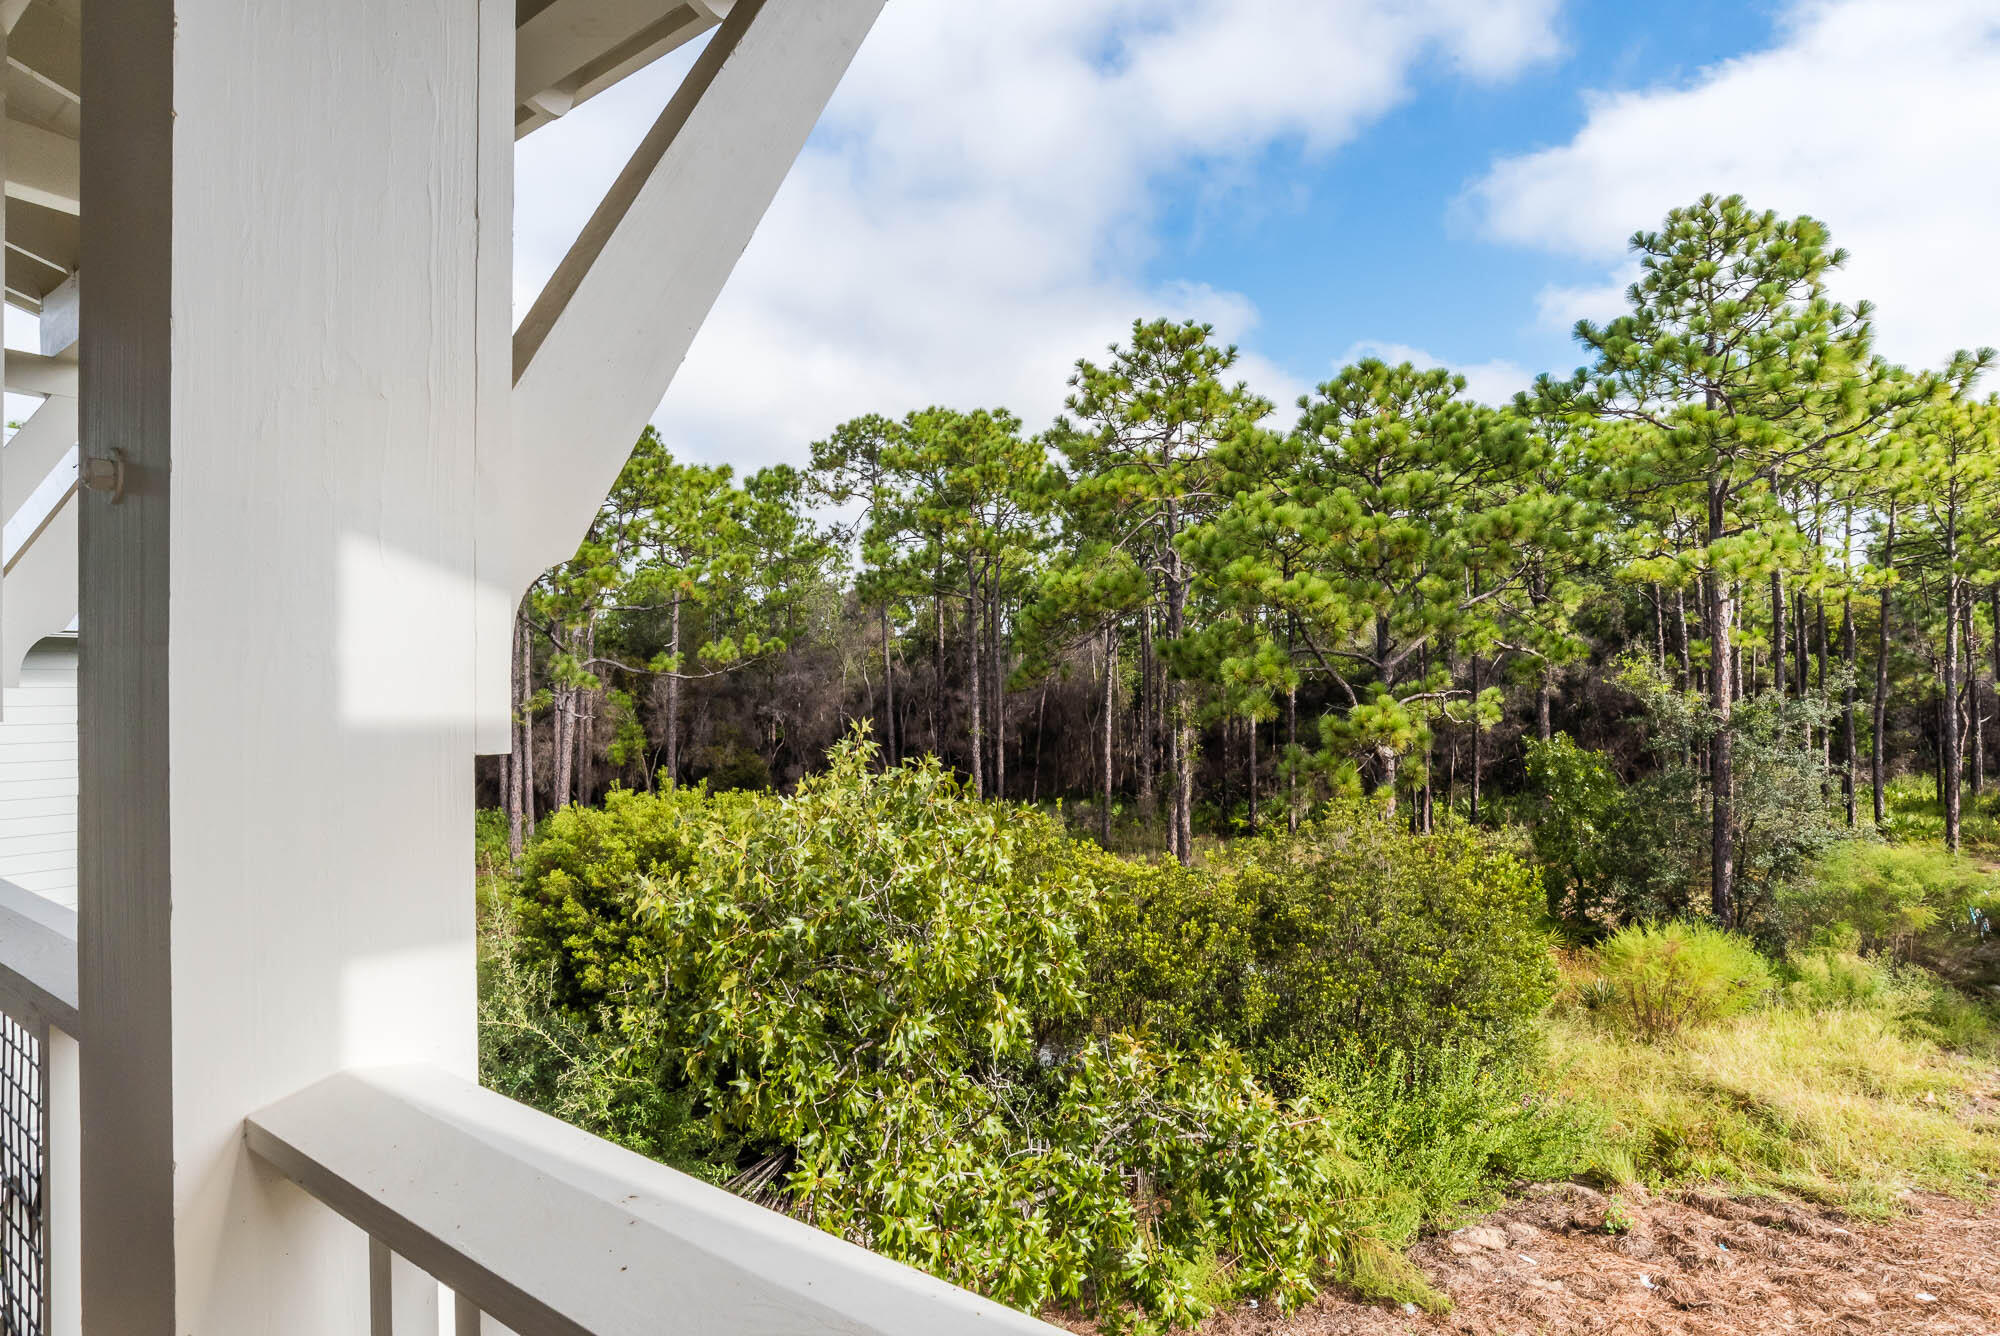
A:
1135;1183;2000;1336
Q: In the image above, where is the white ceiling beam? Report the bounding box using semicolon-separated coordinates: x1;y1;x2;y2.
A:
8;4;79;103
7;196;75;274
514;0;727;138
6;115;77;213
6;348;74;396
36;266;72;352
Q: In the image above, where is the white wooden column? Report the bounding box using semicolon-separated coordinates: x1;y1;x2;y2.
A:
80;2;494;1330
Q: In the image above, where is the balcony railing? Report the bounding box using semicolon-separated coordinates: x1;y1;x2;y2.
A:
248;1066;1058;1335
0;876;1055;1335
0;879;77;1336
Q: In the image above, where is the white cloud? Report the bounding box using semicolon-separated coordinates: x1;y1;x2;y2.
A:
1336;341;1535;408
1469;0;2000;372
515;0;1562;471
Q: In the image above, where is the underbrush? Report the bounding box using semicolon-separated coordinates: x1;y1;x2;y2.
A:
477;738;2000;1332
1881;774;2000;856
1302;1047;1600;1245
1550;963;2000;1214
485;736;1569;1332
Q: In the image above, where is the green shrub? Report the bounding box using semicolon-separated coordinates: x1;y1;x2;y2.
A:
507;735;1369;1332
1522;670;1847;934
1521;733;1624;923
1781;942;1895;1011
1591;922;1773;1040
1087;804;1557;1083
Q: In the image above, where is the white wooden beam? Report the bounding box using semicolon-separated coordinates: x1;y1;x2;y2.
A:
37;266;72;352
6;197;76;274
479;0;881;749
0;454;73;687
514;0;727;138
5;114;75;213
8;4;80;104
6;347;74;396
2;390;75;516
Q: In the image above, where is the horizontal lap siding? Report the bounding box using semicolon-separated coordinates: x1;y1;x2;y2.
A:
0;640;77;908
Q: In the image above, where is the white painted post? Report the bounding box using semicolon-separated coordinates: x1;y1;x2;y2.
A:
45;1023;77;1336
80;2;492;1331
372;1240;439;1336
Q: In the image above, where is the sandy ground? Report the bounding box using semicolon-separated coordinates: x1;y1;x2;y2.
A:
1171;1183;2000;1336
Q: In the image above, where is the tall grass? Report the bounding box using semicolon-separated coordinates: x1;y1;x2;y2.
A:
1549;1003;2000;1215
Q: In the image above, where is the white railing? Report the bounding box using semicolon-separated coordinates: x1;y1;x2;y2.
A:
247;1066;1061;1336
3;875;1058;1335
0;878;79;1336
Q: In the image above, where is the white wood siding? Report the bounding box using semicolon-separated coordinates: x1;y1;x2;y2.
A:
0;637;77;907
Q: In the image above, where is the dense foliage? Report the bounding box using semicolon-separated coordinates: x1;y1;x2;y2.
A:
503;738;1450;1330
1089;808;1554;1083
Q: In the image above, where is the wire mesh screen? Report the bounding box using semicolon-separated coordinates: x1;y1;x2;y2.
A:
0;1012;43;1336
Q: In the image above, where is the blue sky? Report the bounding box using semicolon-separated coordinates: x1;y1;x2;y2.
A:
1151;1;1789;398
514;0;2000;469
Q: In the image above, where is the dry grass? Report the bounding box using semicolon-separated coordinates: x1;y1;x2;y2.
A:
1547;1005;2000;1214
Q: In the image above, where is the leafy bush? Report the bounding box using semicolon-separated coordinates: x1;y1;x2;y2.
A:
507;736;1373;1332
1088;804;1557;1083
1589;922;1773;1040
1521;734;1623;923
1522;669;1847;934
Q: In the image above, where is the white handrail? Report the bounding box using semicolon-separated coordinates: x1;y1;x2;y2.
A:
246;1066;1060;1336
0;874;77;1033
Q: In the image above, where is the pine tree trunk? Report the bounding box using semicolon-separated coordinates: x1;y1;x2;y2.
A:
521;622;537;830
1248;711;1259;835
665;601;682;788
1816;597;1829;781
1770;568;1786;699
1675;585;1693;690
1964;597;1984;798
967;569;984;799
1167;560;1193;865
1286;615;1299;834
1470;653;1484;823
881;604;898;766
990;567;1005;801
1944;565;1963;853
1138;608;1156;829
508;610;527;858
1101;625;1116;845
575;624;596;807
1873;505;1896;826
1708;479;1737;928
552;685;573;813
1653;584;1667;671
1842;592;1858;827
933;592;945;760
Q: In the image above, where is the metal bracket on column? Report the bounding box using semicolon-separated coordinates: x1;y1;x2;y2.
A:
79;449;123;503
